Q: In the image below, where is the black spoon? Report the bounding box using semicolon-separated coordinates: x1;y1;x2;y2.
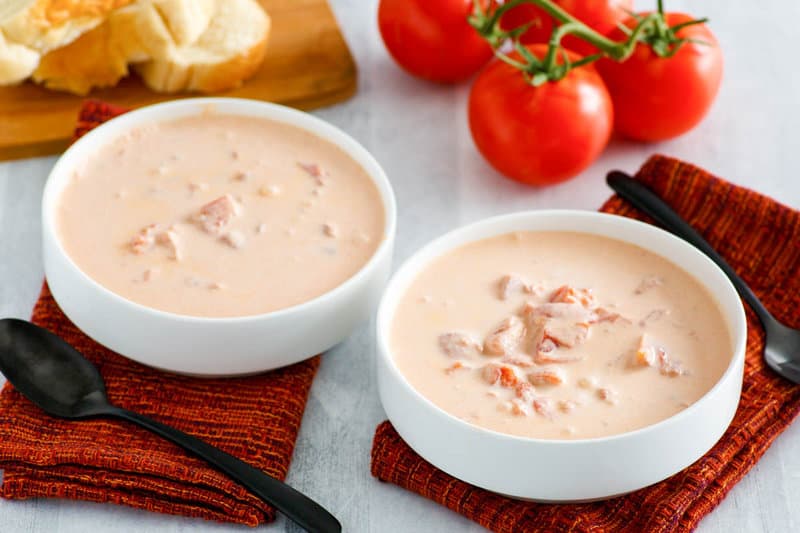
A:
607;170;800;384
0;318;341;533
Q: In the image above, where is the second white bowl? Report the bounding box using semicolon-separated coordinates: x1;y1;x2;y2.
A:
376;210;746;501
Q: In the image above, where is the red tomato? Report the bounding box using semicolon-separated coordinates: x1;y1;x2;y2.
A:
468;45;613;186
596;13;723;141
378;0;494;83
501;0;633;57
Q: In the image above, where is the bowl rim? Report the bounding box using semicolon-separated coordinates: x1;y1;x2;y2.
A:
376;209;748;445
42;97;397;324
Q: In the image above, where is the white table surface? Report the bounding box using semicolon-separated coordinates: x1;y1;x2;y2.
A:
1;1;799;531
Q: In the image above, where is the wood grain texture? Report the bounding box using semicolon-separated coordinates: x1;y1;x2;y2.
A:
0;0;357;161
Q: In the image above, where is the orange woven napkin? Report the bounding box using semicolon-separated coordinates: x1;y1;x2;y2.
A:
371;155;800;532
0;101;321;526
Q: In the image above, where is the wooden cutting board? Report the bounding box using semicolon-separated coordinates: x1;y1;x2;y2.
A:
0;0;357;161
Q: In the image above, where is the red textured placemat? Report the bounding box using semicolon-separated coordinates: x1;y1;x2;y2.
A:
0;100;321;526
371;155;800;532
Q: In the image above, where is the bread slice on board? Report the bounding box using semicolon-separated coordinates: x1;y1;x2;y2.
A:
0;30;39;84
0;0;137;86
28;0;270;94
106;0;216;62
30;11;131;94
1;0;134;54
134;0;271;93
30;0;217;94
148;0;215;47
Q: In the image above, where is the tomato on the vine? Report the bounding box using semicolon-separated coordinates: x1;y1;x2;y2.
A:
501;0;633;57
468;45;613;186
596;13;723;141
378;0;494;83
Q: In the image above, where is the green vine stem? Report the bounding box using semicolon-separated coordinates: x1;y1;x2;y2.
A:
469;0;709;86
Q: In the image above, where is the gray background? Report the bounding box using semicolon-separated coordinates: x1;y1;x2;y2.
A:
1;0;798;531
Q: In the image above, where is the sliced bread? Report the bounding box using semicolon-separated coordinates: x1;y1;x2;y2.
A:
1;0;134;54
134;0;270;93
0;30;39;85
30;0;269;94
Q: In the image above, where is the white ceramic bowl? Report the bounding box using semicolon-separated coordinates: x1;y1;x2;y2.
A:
376;210;746;501
42;97;396;376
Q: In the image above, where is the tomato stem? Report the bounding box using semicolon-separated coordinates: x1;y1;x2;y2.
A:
469;0;711;84
670;18;710;33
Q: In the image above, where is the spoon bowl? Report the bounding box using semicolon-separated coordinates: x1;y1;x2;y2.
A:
0;318;340;533
0;319;108;418
763;320;800;383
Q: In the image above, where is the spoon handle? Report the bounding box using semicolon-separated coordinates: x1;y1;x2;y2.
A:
109;407;341;533
606;171;775;328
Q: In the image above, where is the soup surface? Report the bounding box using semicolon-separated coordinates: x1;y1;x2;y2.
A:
391;231;732;439
57;113;385;317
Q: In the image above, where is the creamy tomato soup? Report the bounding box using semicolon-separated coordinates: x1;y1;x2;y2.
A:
57;114;385;317
391;231;732;440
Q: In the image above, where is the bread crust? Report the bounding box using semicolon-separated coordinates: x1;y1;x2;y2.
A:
31;17;128;94
1;0;135;53
191;29;270;93
26;0;270;94
135;3;271;94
